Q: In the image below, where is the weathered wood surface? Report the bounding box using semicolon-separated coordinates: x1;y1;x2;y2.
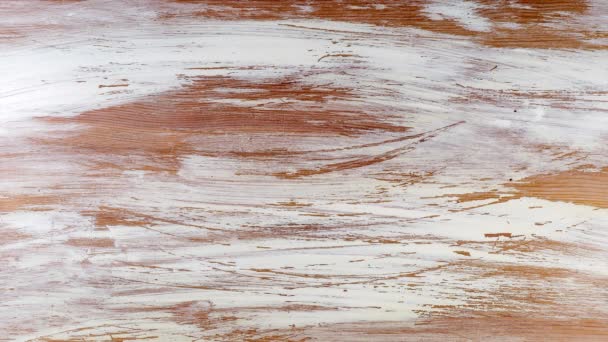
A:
1;1;608;341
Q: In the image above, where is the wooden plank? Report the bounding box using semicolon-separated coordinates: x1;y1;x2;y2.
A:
1;1;607;340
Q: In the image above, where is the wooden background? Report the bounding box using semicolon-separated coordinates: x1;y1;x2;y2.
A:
1;1;607;341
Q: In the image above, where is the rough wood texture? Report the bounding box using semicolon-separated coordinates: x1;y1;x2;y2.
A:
1;1;608;341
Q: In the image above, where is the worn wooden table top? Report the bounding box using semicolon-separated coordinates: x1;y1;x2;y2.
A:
1;1;608;341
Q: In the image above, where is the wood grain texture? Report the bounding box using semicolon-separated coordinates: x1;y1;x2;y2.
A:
1;1;608;341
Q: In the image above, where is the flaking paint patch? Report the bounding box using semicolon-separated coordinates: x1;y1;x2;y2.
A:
162;0;606;49
509;167;608;208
